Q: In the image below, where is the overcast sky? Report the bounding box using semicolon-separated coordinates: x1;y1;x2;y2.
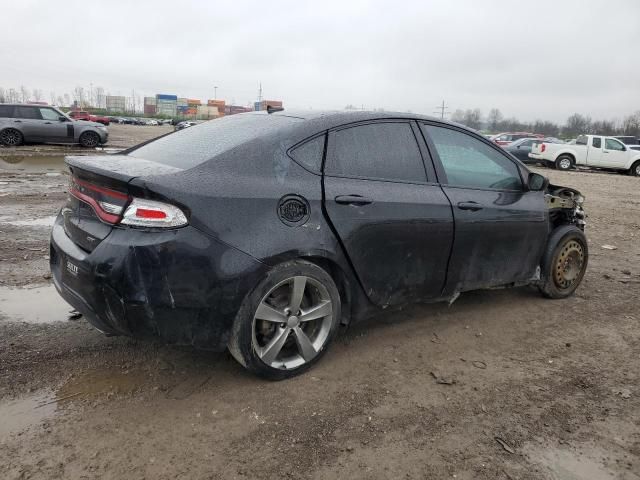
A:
3;0;639;123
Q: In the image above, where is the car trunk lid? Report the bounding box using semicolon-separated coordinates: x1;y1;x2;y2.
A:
62;155;182;252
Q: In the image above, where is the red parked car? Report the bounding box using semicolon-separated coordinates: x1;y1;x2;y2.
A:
67;110;110;126
491;132;542;146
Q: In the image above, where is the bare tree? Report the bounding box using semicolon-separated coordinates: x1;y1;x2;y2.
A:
622;112;640;137
563;114;592;137
50;91;57;105
57;95;65;107
0;87;5;103
20;85;30;103
463;108;483;130
8;88;19;103
487;108;503;132
72;86;85;107
95;86;105;109
63;93;71;107
32;89;43;102
451;109;466;123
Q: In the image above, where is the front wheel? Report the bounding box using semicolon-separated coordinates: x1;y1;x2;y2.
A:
538;226;588;299
79;131;100;148
228;260;341;380
630;160;640;177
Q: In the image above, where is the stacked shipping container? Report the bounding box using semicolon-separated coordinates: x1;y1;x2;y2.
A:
254;100;283;111
143;96;156;115
105;95;126;113
156;94;177;116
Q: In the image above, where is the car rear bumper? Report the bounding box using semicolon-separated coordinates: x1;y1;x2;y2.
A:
49;214;266;350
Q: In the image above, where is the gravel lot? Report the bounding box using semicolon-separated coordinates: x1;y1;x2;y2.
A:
1;126;639;479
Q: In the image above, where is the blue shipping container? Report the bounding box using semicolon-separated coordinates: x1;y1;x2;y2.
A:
157;94;178;101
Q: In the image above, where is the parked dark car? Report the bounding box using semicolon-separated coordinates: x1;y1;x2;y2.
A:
0;103;108;147
615;136;640;146
50;111;588;379
505;137;564;163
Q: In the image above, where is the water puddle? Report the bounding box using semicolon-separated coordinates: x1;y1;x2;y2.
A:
0;154;68;172
0;214;56;227
527;445;613;479
59;368;146;398
0;285;73;324
0;390;58;439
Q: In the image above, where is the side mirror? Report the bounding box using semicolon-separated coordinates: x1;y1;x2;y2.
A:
59;116;67;122
516;145;521;149
528;172;548;191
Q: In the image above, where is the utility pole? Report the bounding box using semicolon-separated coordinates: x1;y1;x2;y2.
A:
433;100;449;119
214;86;218;100
258;82;262;103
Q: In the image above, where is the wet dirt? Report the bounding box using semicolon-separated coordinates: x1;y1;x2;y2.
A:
0;152;639;479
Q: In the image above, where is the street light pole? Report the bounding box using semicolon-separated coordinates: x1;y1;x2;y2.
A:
214;86;218;100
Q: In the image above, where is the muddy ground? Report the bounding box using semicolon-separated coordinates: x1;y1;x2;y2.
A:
0;127;639;479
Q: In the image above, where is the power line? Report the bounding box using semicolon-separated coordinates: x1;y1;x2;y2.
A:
433;100;449;119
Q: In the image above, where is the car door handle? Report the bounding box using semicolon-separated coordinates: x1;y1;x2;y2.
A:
457;201;483;211
603;151;609;154
44;122;52;124
335;195;373;206
13;120;22;123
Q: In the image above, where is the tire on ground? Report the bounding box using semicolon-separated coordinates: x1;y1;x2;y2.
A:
228;260;341;380
79;131;100;148
0;128;23;146
555;155;573;171
538;225;588;299
629;160;640;177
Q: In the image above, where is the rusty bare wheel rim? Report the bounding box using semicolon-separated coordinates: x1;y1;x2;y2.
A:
554;240;584;289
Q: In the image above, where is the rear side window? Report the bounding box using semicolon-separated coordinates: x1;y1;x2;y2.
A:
423;125;522;191
15;106;41;120
592;137;601;148
326;122;426;183
0;105;14;118
129;114;302;168
289;135;325;172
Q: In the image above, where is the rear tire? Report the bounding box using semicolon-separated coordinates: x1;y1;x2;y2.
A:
538;225;588;299
228;260;341;380
0;128;23;146
630;160;640;177
79;131;100;148
555;155;573;171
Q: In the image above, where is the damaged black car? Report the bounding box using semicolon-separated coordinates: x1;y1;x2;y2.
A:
50;111;588;379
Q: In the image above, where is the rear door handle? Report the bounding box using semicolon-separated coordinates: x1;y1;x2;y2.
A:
13;120;22;123
335;195;373;206
44;122;52;124
457;201;483;211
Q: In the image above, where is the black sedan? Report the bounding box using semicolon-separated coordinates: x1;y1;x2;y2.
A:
50;111;588;379
504;137;564;163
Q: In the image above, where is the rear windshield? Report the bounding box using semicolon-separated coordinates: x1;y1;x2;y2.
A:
128;113;302;169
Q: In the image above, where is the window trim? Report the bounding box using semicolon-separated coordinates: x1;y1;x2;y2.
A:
323;119;432;185
418;121;526;192
286;132;327;175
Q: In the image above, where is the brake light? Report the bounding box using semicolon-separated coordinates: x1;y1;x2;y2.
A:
541;143;546;152
69;177;128;224
121;198;187;228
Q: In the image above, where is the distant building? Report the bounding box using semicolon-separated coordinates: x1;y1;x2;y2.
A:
156;94;177;116
254;100;283;111
225;105;253;115
143;96;156;115
106;95;126;113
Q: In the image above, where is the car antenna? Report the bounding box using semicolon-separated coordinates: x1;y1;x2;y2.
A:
266;106;284;114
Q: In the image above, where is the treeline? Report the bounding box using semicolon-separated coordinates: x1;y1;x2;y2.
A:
450;108;640;138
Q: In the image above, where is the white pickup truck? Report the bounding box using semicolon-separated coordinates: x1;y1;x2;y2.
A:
529;134;640;176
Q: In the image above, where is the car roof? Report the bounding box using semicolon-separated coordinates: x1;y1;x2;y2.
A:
247;109;478;139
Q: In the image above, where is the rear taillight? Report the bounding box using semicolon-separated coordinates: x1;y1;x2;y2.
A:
69;177;128;224
121;198;188;228
541;143;546;152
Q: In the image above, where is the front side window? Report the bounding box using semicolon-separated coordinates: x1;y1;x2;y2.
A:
15;106;41;120
605;138;625;151
592;137;601;148
326;122;426;183
39;108;60;121
422;125;522;191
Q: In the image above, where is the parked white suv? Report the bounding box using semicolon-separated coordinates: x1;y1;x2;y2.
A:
529;134;640;176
